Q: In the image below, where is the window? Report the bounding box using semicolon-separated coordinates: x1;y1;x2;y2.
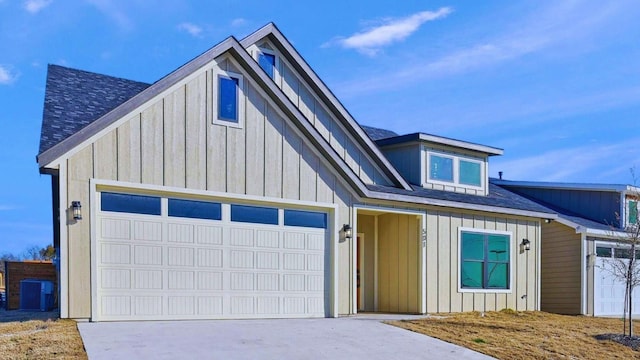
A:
231;204;278;225
284;209;327;228
101;192;161;215
218;75;239;122
629;200;638;225
459;160;481;186
258;51;276;79
427;151;484;189
460;230;510;290
596;246;612;257
168;198;221;220
429;155;454;182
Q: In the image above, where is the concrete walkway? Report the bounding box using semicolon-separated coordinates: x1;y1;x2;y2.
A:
78;315;494;360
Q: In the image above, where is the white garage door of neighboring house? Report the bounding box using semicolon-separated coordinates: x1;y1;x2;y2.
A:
594;245;640;316
94;191;330;321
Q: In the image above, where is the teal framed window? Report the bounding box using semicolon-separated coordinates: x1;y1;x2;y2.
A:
629;200;638;225
460;230;510;290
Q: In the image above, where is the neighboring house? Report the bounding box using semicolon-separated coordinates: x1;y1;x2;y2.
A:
37;23;555;322
494;180;640;316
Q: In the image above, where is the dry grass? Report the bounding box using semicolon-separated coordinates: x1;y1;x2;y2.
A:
0;311;87;360
390;310;640;360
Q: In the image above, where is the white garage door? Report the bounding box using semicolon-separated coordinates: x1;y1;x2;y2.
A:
94;191;330;321
594;245;640;316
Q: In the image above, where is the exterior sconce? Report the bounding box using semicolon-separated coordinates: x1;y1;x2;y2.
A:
544;219;552;224
342;224;352;240
72;201;82;221
521;238;531;251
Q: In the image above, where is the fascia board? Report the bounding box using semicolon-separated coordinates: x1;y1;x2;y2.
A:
37;37;238;169
240;23;413;191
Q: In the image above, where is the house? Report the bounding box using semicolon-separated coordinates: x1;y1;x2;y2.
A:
37;23;555;322
494;179;640;316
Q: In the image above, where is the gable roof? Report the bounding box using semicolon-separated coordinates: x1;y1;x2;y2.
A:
36;23;558;220
240;23;412;191
39;65;150;155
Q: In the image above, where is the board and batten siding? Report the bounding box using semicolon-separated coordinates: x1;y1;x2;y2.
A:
62;55;357;319
247;39;392;187
378;144;422;186
425;209;539;313
540;221;582;314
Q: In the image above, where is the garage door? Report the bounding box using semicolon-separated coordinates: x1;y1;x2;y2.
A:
594;245;640;316
94;191;330;321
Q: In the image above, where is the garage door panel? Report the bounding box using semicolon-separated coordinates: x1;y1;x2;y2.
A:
595;256;640;316
96;194;329;321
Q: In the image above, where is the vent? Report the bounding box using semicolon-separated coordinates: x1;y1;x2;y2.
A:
19;280;54;311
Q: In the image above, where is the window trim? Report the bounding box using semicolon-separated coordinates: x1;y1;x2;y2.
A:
213;70;244;128
458;227;513;293
426;150;484;190
256;47;279;81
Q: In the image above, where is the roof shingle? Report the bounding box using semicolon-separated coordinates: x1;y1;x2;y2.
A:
39;64;150;155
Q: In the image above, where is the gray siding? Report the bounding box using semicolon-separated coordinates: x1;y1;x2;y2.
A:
540;221;582;314
512;188;620;226
379;144;422;185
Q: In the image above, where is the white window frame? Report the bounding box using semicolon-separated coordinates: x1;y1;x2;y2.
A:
256;47;280;83
457;227;513;294
426;151;484;190
213;70;245;128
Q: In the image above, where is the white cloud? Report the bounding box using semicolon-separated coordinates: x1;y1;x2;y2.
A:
324;8;452;56
336;2;629;95
0;65;18;85
231;18;246;27
178;22;202;37
24;0;52;13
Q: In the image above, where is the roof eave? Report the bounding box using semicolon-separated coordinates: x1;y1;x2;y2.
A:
367;190;557;219
240;23;413;191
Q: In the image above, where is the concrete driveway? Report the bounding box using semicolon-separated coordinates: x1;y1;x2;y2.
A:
78;315;493;360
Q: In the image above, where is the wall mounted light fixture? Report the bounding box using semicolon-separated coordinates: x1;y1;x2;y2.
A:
72;201;82;221
521;238;531;251
342;224;352;240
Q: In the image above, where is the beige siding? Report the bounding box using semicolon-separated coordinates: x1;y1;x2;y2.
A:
66;145;93;318
424;209;539;313
248;39;393;187
540;222;582;314
357;215;376;312
61;55;357;318
377;213;421;313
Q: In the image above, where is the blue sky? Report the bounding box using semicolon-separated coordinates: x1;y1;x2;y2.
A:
1;0;639;255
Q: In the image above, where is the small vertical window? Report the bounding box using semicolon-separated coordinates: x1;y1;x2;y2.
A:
430;155;454;182
629;200;638;225
258;52;276;79
218;74;239;122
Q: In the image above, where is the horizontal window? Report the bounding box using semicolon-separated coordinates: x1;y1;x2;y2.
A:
427;151;484;189
284;209;327;228
231;204;278;225
596;246;612;257
460;231;510;290
168;198;221;220
101;192;161;215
